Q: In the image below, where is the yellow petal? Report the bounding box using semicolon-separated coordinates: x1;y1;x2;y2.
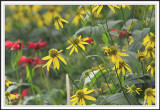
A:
151;68;154;76
58;50;63;53
70;97;78;102
82;98;86;105
58;20;63;28
85;89;94;94
135;90;140;95
72;16;79;25
84;95;96;101
70;94;76;98
78;44;85;50
72;98;79;105
74;46;78;53
92;5;99;13
97;5;103;15
122;67;125;76
147;65;151;71
54;21;59;30
42;56;51;60
60;18;69;23
108;5;115;13
151;95;155;104
53;57;59;70
83;88;88;93
147;96;152;105
57;55;67;65
69;47;75;56
66;44;73;49
125;65;132;74
47;59;52;71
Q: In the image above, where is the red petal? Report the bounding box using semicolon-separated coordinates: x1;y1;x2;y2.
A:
5;41;14;49
17;56;27;65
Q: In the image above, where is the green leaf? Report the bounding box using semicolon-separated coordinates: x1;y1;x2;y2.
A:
90;71;101;87
14;50;22;65
33;85;41;96
11;51;15;70
82;19;87;27
26;65;31;82
102;33;108;46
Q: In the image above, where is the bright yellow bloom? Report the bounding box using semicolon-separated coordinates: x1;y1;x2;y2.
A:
144;88;155;105
5;91;18;100
144;46;155;59
53;15;69;30
66;35;89;55
146;61;155;76
125;85;142;95
70;88;96;105
5;77;13;87
102;46;129;68
129;36;134;45
92;5;103;15
42;49;67;71
113;60;132;76
142;32;155;48
107;5;120;13
136;50;146;61
72;9;86;26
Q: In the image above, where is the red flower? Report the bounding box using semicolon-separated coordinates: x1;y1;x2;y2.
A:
13;89;29;99
110;28;118;32
5;41;14;49
86;38;93;43
27;39;47;51
119;29;130;38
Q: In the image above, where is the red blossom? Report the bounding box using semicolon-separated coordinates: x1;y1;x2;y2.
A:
119;29;130;38
27;39;47;51
110;28;118;32
5;41;14;49
13;89;29;99
86;38;93;43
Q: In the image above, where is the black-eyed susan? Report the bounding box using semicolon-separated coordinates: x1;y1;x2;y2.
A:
144;46;155;59
66;35;89;55
136;50;146;61
5;77;13;87
102;46;129;68
5;91;18;100
142;32;155;48
125;85;142;95
144;88;155;105
42;48;67;71
92;5;103;15
53;15;69;30
72;9;86;26
146;61;155;76
112;60;132;76
70;88;96;105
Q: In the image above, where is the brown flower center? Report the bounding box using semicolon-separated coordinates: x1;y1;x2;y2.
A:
5;91;10;97
147;46;153;52
145;88;153;96
119;61;125;68
108;46;118;55
137;52;145;61
53;16;59;21
150;34;155;42
73;37;80;45
131;85;136;90
76;90;85;99
150;61;155;67
49;49;59;58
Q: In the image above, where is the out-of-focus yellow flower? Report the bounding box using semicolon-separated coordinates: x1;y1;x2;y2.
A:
65;12;71;19
136;50;146;61
5;91;18;100
92;5;103;15
5;23;11;32
128;21;138;30
66;35;89;55
53;15;69;30
148;5;155;11
121;5;131;10
102;46;129;68
72;9;86;26
144;46;155;59
125;85;142;95
144;88;155;105
142;32;155;48
42;48;67;71
70;88;96;105
146;61;155;76
5;78;13;87
99;83;112;93
129;36;134;45
113;59;132;76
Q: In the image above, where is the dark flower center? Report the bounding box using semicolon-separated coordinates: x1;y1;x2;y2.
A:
119;61;125;68
147;46;153;52
137;52;145;61
131;85;136;90
49;49;59;58
145;88;153;96
73;37;80;45
76;90;85;99
108;46;117;55
5;91;10;96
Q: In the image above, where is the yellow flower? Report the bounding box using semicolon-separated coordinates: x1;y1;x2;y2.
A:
136;50;146;61
144;46;155;59
121;5;131;10
72;9;86;26
92;5;103;15
5;78;13;87
128;21;138;30
102;46;129;68
66;35;89;55
129;36;134;45
107;5;120;13
53;15;69;30
5;91;18;100
70;88;96;105
146;61;155;76
112;60;132;76
144;88;155;105
125;85;142;95
142;32;155;48
42;49;67;71
99;83;112;93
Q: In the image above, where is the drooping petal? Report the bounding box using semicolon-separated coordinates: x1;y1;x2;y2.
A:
66;45;73;49
42;56;51;60
84;95;96;101
58;20;63;28
85;89;94;94
70;97;78;102
147;96;152;105
125;65;132;74
146;65;151;71
78;44;85;50
74;46;78;53
72;98;79;105
46;59;52;71
60;18;69;23
57;55;67;65
151;95;155;104
97;5;103;15
151;68;154;76
70;95;76;98
108;5;116;13
92;5;99;13
79;99;82;105
122;67;125;76
53;57;59;70
54;21;59;30
83;88;88;93
69;47;75;55
82;98;86;105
